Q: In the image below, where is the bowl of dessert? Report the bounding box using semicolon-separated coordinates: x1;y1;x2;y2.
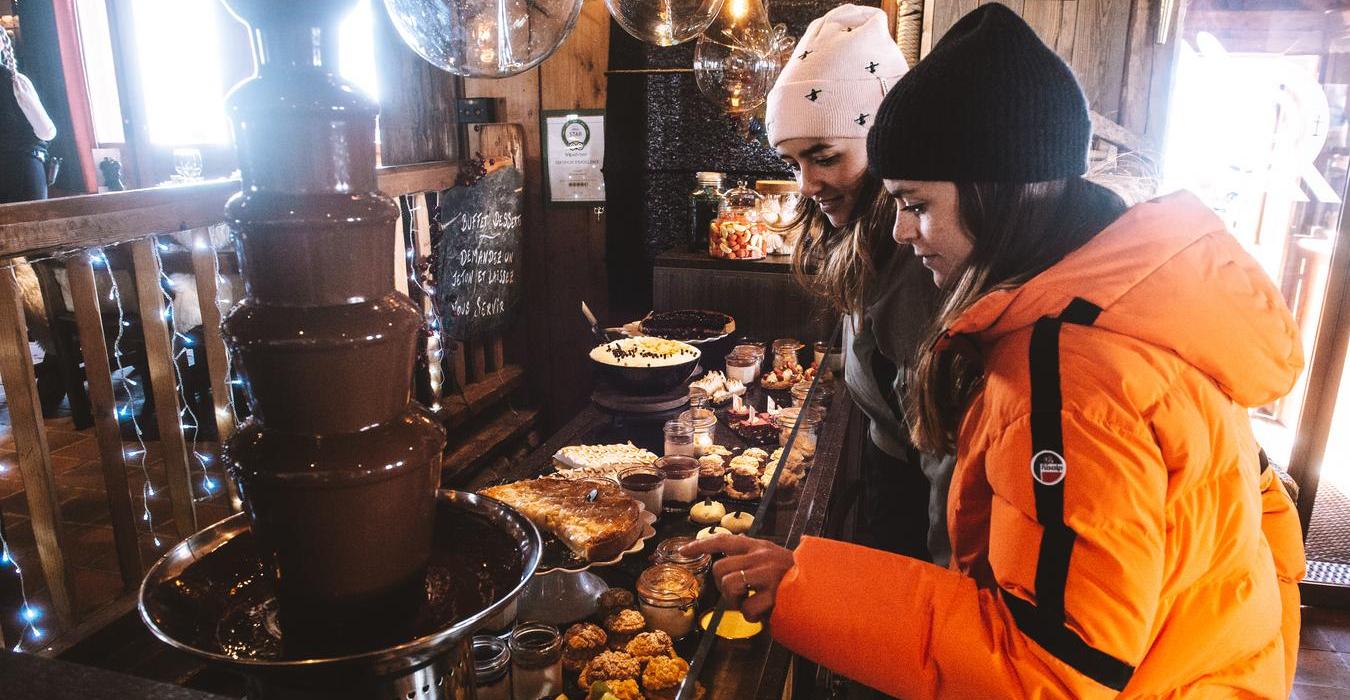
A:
590;336;702;395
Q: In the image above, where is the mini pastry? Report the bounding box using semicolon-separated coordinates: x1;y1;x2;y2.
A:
727;454;763;474
580;650;642;689
562;622;608;673
642;655;706;700
604;608;647;649
742;447;769;463
697;461;725;497
720;511;754;534
704;444;732;457
724;464;763;500
594;678;644;700
689;499;726;525
625;630;675;660
695;525;732;540
598;587;637;615
697;454;724;470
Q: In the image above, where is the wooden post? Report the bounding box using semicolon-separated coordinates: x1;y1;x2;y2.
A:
490;334;505;372
67;254;144;589
470;341;486;383
450;340;467;390
130;238;198;540
188;227;241;512
0;266;75;625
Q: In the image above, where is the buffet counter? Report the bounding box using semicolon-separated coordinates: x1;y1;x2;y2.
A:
465;381;864;699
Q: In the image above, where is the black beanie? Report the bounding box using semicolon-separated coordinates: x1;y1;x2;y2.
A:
866;3;1091;182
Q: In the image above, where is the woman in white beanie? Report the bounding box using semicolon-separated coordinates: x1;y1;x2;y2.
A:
770;4;953;563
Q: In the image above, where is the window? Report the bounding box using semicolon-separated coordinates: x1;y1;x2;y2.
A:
130;0;230;145
74;0;124;144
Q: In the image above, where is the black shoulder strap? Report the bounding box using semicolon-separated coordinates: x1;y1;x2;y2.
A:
1006;297;1135;691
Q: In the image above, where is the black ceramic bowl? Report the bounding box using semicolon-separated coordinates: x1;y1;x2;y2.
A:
590;338;702;395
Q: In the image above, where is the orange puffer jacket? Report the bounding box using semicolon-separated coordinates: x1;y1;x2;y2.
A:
770;191;1306;698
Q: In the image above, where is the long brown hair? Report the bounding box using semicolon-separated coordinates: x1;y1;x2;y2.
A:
909;177;1127;453
789;173;897;316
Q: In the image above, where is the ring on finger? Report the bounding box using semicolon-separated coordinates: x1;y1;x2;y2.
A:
739;569;755;595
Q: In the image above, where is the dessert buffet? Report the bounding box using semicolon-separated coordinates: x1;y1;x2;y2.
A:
463;309;852;699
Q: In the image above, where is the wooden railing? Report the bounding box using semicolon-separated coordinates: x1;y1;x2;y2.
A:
0;155;534;651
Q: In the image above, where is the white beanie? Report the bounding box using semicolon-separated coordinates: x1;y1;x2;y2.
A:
765;5;908;147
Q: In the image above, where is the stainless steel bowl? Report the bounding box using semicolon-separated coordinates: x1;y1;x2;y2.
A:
139;490;541;699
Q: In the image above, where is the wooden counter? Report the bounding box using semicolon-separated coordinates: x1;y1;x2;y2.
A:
463;384;865;699
653;251;834;342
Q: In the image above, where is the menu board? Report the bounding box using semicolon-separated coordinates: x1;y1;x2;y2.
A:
435;165;524;340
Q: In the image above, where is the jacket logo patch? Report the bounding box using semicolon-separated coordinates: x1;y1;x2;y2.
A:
1031;450;1067;486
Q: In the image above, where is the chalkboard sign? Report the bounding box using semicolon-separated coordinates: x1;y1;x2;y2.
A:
435;165;524;340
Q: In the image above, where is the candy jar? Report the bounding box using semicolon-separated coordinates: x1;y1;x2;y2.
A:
690;171;724;252
709;180;765;260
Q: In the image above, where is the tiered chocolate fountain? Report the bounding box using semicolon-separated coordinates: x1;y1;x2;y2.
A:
138;2;540;698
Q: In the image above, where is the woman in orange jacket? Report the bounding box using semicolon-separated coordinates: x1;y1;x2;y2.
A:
685;4;1306;698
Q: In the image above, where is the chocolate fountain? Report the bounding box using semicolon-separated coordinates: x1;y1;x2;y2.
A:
138;1;540;697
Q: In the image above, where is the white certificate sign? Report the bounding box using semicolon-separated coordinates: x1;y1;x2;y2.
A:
544;112;605;203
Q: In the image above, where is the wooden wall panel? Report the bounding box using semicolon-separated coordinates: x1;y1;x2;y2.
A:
461;1;612;432
372;1;460;165
1022;0;1079;61
1070;0;1134;121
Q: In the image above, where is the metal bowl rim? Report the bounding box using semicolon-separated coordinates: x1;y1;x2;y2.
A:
137;489;542;670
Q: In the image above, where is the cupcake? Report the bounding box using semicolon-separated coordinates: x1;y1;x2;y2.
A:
604;608;647;649
625;630;675;661
562;622;607;673
724;464;763;500
592;678;644;700
641;655;705;700
580;650;642;690
697;457;726;497
598;587;637;616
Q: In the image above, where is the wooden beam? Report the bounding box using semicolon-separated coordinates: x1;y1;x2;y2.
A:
66;254;144;590
442;365;526;431
0;163;460;263
376;162;463;199
130;239;197;540
0;266;75;625
441;408;540;486
187;228;240;512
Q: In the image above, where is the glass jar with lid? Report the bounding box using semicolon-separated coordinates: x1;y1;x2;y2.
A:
709;180;765;260
773;406;824;457
636;564;699;638
652;535;713;592
473;635;512;700
754;179;803;255
771;338;805;371
728;343;766;381
690;172;724;252
508;622;561;700
791;379;834;408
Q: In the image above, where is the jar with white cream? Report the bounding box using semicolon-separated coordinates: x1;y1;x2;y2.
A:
637;564;699;639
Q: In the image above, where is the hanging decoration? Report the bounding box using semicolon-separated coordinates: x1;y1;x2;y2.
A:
152;242;219;502
94;248;165;550
382;0;584;78
606;0;724;47
693;0;791;115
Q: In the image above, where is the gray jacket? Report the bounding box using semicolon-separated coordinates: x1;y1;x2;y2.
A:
842;245;955;564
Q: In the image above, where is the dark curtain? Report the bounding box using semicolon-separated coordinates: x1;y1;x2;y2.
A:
15;0;83;193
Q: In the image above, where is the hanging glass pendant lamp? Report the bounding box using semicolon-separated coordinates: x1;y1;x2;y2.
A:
693;0;790;114
382;0;584;78
605;0;725;47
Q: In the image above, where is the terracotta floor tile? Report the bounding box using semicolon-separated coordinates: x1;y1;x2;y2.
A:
64;524;116;568
60;487;114;525
43;430;89;452
51;437;102;462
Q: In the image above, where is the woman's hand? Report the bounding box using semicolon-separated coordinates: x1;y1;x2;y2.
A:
681;535;795;622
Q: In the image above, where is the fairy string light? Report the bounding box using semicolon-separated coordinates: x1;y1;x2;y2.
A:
0;266;45;650
93;248;163;549
151;241;217;501
198;229;243;426
0;514;43;649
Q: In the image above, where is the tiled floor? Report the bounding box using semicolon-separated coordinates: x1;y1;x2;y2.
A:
0;406;233;642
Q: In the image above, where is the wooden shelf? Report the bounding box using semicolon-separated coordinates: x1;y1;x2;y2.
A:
441;364;525;430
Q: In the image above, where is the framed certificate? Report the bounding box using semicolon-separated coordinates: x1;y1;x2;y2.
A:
541;109;605;204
